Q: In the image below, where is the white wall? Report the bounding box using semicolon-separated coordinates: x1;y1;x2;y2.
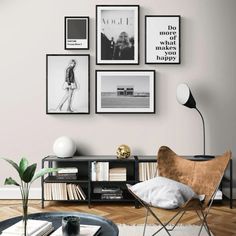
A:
0;0;235;192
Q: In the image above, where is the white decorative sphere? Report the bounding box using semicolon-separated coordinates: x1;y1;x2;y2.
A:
53;136;76;158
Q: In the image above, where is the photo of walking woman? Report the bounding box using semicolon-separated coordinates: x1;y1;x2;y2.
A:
56;59;77;112
46;54;90;114
96;5;139;65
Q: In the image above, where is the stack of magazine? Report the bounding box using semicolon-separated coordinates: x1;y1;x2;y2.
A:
57;167;78;180
1;220;101;236
1;219;54;236
94;187;123;200
109;168;127;181
50;224;101;236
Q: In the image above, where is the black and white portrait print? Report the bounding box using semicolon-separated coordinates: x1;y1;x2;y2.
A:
96;5;139;64
46;54;90;114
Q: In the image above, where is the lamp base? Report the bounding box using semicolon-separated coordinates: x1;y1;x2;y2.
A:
194;155;215;159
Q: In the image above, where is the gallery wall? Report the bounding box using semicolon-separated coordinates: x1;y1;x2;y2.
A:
0;0;236;195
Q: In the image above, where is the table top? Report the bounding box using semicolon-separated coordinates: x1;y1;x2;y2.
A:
0;212;119;236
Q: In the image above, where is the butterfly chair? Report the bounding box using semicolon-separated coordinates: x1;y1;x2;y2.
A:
128;146;231;236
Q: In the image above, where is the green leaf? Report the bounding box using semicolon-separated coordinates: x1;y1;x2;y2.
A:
2;158;20;174
19;158;28;178
31;168;59;182
4;177;20;186
22;163;37;183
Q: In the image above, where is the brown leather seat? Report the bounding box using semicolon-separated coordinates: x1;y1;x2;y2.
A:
128;146;231;236
158;146;231;209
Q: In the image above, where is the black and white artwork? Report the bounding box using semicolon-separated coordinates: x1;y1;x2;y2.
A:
96;5;139;65
65;17;89;50
96;71;155;113
145;15;181;64
46;54;90;114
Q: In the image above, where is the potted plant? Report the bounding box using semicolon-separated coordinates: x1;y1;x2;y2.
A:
2;157;58;236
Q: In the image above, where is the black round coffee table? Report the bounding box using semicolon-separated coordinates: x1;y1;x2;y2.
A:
0;212;119;236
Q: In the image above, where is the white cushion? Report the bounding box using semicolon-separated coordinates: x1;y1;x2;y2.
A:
128;176;197;209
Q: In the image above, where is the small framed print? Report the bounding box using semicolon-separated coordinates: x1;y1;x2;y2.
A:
96;70;155;114
46;54;90;114
65;17;89;50
145;15;181;64
96;5;139;65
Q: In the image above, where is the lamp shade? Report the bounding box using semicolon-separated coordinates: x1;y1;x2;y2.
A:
176;83;196;109
53;136;76;158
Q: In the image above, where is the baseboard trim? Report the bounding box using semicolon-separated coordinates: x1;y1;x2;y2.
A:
0;187;41;199
0;187;235;200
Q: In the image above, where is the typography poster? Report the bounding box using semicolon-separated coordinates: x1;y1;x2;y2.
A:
145;15;181;64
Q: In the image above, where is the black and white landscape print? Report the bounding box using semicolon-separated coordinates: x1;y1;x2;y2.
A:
96;71;155;113
96;5;139;64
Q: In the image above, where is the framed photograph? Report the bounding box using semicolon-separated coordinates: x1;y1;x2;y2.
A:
145;15;181;64
96;5;139;65
65;17;89;50
46;54;90;114
96;70;155;114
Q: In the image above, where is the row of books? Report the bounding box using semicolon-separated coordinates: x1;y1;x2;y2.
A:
44;183;86;200
91;162;127;181
1;219;54;236
214;189;223;200
139;162;158;181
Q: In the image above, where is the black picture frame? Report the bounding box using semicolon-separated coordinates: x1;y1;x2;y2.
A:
145;15;181;64
96;5;140;65
65;16;89;50
95;70;155;114
46;54;90;114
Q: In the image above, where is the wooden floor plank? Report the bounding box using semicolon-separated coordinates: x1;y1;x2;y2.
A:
0;200;235;235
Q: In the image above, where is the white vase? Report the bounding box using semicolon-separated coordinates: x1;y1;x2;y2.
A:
53;136;76;158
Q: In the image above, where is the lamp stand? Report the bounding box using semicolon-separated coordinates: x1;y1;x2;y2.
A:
194;107;214;159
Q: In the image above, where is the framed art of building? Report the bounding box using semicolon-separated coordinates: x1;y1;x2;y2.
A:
145;15;181;64
96;5;139;65
46;54;90;114
95;70;155;114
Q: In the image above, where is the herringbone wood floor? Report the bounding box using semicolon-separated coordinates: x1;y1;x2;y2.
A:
0;200;235;235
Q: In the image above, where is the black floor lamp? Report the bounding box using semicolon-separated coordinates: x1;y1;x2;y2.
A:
176;83;214;158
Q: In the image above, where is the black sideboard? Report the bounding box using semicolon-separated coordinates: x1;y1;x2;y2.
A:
41;155;233;209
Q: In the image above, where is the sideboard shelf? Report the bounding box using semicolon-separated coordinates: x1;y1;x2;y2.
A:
41;155;233;209
44;176;89;183
41;155;138;208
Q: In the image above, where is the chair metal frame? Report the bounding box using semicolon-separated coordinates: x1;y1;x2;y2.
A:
129;180;221;236
128;147;231;236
